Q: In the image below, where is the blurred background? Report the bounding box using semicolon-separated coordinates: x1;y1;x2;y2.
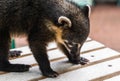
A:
13;0;120;52
90;0;120;52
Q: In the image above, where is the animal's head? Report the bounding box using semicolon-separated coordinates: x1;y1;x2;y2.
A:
55;5;91;55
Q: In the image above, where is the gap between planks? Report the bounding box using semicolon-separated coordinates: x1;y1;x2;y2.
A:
9;39;92;60
29;54;120;81
90;69;120;81
0;46;106;75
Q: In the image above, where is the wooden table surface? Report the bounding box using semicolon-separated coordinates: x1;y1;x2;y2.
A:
0;38;120;81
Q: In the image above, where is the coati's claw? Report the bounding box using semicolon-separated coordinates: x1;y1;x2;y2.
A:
69;57;89;65
9;50;22;58
0;64;31;72
43;70;59;78
80;57;89;65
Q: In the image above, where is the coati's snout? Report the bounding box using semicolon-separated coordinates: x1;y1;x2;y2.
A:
64;40;81;55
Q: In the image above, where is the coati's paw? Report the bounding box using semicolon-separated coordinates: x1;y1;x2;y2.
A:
69;57;89;65
43;70;59;78
80;57;89;65
0;64;31;72
9;50;22;58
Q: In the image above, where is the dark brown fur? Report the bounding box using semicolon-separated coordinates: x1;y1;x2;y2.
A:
0;0;90;77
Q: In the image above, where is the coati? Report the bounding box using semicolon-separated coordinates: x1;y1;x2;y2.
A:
0;0;90;77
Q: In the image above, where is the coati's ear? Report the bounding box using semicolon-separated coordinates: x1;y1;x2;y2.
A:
82;5;91;17
58;16;72;28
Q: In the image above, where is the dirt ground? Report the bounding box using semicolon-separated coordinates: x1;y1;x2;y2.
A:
15;4;120;52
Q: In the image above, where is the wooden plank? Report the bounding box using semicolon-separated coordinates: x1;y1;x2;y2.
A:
104;75;120;81
37;55;120;81
90;71;120;81
0;40;104;75
10;37;92;56
9;40;105;64
0;47;119;81
29;48;119;81
9;40;103;61
1;38;120;81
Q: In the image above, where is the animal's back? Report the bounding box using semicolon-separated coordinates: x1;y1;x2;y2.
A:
0;0;38;35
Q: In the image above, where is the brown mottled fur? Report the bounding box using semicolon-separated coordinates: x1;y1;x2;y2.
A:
0;0;90;77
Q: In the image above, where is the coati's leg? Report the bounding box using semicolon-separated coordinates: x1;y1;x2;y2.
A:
57;43;89;65
28;33;58;77
0;29;30;72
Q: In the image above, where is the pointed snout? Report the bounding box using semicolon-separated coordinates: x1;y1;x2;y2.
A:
70;44;81;55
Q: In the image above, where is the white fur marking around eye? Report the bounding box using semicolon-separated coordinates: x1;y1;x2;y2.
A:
78;44;81;48
63;43;71;53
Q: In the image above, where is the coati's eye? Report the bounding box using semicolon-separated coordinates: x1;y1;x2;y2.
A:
64;40;71;47
64;40;77;48
63;40;81;54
